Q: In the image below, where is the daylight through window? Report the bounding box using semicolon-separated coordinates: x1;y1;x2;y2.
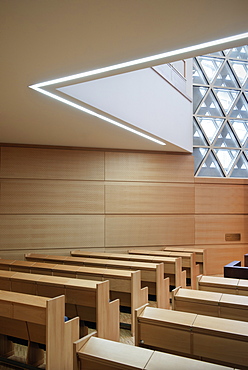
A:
193;45;248;177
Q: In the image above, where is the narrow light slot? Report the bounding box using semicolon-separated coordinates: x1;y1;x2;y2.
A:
29;32;248;146
30;32;248;89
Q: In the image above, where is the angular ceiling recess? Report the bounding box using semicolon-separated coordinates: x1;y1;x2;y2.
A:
29;32;248;147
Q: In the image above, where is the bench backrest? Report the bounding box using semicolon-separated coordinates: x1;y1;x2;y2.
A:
0;258;149;336
128;249;198;288
197;274;248;296
26;252;185;288
70;249;183;287
74;331;234;370
163;246;206;273
0;290;79;370
136;306;248;369
24;254;171;308
172;286;248;322
0;270;119;342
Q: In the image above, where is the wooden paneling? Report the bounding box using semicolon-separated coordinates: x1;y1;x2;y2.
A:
105;152;194;182
194;177;248;274
195;183;248;214
0;147;104;180
105;215;195;247
0;180;104;214
0;215;104;249
1;144;248;264
105;182;194;214
195;215;248;245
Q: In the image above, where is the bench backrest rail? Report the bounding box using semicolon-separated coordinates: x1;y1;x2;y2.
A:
0;259;149;336
74;331;235;370
0;270;120;342
136;306;248;369
128;249;199;289
172;286;248;322
25;252;186;289
24;254;172;309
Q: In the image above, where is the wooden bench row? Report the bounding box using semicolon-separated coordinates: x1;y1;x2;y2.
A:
0;290;79;370
74;332;235;370
127;249;199;287
25;252;186;289
70;249;197;288
0;258;169;335
172;286;248;322
163;246;206;274
135;306;248;369
70;249;188;288
0;269;119;342
197;275;248;295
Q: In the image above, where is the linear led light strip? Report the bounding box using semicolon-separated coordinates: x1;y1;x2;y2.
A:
29;32;248;146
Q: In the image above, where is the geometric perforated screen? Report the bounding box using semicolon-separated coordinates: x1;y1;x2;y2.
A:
193;45;248;177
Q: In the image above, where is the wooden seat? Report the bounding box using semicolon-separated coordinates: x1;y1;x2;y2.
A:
136;305;248;368
0;290;79;370
75;332;235;370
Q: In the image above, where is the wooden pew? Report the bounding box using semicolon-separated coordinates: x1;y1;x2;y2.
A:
127;249;198;288
70;250;185;288
0;259;148;336
197;275;248;296
163;246;207;274
0;290;79;370
74;332;234;370
24;253;172;309
135;306;248;369
0;270;119;342
172;286;248;322
224;261;248;280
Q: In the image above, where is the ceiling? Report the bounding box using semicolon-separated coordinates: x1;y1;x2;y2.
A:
1;0;248;152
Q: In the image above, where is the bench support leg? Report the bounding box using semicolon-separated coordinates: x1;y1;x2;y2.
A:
0;335;14;358
27;341;44;367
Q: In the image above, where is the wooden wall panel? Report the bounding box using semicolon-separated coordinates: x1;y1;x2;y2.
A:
201;245;248;275
105;182;194;214
0;147;104;180
195;184;248;214
2;144;247;271
0;180;104;214
105;152;194;182
105;215;195;247
195;215;248;245
0;215;104;250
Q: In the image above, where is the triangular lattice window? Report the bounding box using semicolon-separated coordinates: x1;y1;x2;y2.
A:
193;44;248;178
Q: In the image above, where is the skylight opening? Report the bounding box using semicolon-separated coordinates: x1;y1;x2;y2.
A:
29;32;248;146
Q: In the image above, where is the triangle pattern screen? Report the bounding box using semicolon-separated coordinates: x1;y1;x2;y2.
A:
193;45;248;177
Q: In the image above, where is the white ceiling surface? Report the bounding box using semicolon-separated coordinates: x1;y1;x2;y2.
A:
57;67;193;152
1;0;248;152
